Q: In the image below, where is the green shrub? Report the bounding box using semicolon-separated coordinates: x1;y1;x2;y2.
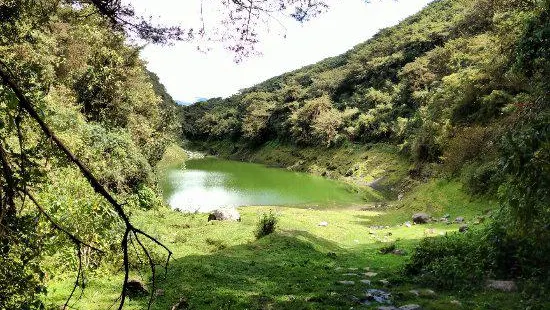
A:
406;223;550;292
443;126;496;175
461;161;500;196
411;123;443;163
134;184;163;210
0;215;46;310
255;212;278;239
405;230;490;291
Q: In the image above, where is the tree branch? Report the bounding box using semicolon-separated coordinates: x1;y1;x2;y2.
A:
0;60;172;310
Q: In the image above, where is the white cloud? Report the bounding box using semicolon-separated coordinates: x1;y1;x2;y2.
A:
129;0;433;102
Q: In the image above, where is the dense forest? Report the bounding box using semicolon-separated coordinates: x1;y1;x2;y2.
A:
183;0;550;302
0;2;182;308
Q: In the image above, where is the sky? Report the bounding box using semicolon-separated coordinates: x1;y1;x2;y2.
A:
129;0;433;103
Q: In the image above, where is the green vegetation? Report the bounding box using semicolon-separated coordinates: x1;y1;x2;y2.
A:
1;0;549;308
46;197;533;310
0;1;181;308
255;211;278;239
180;0;550;308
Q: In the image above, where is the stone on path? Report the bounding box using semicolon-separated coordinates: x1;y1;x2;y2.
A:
360;279;372;285
318;221;329;227
364;272;378;277
486;280;517;292
455;216;465;223
399;305;422;310
342;273;358;276
379;279;390;286
366;289;392;304
336;280;355;285
207;208;241;221
412;213;430;224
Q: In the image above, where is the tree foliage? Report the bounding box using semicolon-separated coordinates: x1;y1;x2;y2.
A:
183;0;550;288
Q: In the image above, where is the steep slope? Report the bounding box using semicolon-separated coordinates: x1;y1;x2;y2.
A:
182;0;546;193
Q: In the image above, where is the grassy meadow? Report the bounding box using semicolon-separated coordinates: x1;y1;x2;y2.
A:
45;170;522;309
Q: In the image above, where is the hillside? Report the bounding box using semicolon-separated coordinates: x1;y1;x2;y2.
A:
180;0;550;307
183;0;547;184
182;0;549;212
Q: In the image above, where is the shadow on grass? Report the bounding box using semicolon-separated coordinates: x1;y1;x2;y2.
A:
137;231;417;310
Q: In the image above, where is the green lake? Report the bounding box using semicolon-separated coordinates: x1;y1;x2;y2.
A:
162;157;366;212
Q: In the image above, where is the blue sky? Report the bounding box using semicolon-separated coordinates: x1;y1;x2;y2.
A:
129;0;433;102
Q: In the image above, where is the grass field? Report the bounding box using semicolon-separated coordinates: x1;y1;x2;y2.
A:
45;174;522;309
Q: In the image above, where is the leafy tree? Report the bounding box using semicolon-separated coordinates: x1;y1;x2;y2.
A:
289;95;343;146
241;92;277;140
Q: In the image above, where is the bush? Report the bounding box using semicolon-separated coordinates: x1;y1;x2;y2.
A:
461;161;500;196
405;223;550;293
443;126;496;176
133;184;163;210
405;230;490;291
255;212;278;239
411;123;443;163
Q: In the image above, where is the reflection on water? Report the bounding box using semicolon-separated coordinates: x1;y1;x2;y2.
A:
162;157;365;212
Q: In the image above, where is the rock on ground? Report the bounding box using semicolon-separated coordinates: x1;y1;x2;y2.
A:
486;280;517;292
126;279;148;297
337;280;355;285
412;213;430;224
318;221;329;226
399;305;422;310
207;208;241;221
171;297;189;310
366;289;392;304
419;289;436;298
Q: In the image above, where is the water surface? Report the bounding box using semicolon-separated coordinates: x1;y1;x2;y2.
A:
162;157;365;212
